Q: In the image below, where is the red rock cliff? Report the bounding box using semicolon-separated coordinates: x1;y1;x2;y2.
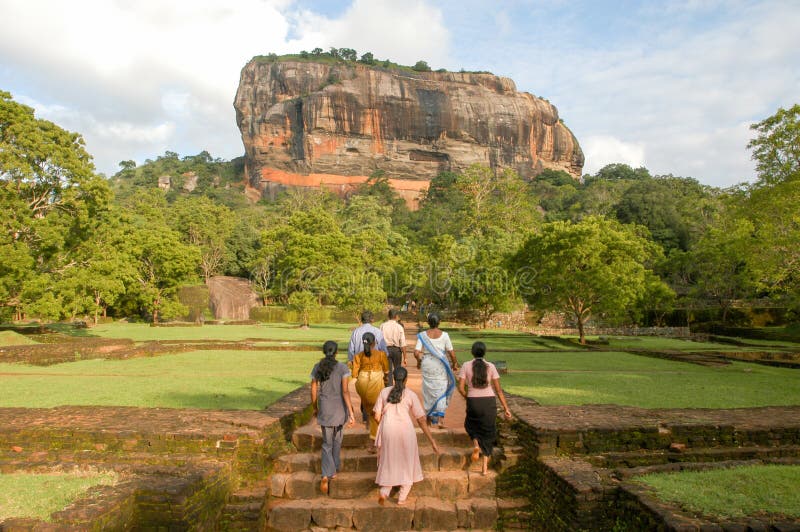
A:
234;59;584;205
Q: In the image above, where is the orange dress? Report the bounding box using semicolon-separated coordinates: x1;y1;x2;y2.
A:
352;350;390;439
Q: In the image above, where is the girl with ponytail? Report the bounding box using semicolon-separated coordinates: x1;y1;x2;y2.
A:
310;341;355;495
373;367;439;506
457;341;512;475
351;332;390;447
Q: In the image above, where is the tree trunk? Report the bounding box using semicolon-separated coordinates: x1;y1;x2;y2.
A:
577;317;586;345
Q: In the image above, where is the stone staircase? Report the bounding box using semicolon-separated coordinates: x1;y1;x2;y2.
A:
259;316;513;531
265;424;500;531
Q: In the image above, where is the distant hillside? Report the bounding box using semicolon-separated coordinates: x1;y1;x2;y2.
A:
111;151;248;208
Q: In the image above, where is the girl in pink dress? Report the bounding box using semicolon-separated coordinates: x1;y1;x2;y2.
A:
373;367;440;505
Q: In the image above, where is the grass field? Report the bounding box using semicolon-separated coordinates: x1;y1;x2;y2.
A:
0;323;798;410
635;465;800;518
445;330;800;409
65;322;356;343
0;471;117;521
0;349;322;409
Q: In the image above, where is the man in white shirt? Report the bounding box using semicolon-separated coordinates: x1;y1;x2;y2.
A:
347;310;387;363
380;308;406;385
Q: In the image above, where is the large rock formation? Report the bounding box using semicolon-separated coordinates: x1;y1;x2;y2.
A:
207;276;260;321
234;59;584;206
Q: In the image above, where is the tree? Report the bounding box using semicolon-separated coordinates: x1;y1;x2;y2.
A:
412;60;431;72
359;52;375;65
58;213;138;324
685;218;755;322
511;216;667;343
311;47;323;56
130;224;200;322
742;179;800;306
338;48;357;61
169;196;235;282
1;90;112;320
288;290;319;328
748;104;800;187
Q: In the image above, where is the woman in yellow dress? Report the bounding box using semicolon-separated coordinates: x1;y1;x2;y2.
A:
352;332;390;446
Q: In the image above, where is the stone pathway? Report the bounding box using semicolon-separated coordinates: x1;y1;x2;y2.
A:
264;321;501;531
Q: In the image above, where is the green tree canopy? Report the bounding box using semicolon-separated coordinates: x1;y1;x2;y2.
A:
748;104;800;187
511;216;669;343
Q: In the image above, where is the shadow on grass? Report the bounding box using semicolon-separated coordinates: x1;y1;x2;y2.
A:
160;382;306;410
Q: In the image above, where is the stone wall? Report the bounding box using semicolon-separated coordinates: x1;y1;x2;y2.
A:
0;386;313;529
504;395;800;530
528;326;691;337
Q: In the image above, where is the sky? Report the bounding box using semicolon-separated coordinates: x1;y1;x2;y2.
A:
1;0;798;187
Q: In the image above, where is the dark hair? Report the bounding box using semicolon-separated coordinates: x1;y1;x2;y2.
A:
471;341;489;389
362;332;375;357
427;313;440;329
388;308;398;319
314;341;339;382
387;367;407;404
360;310;373;323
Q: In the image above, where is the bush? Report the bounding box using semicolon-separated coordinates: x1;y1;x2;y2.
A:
412;60;431;72
178;285;209;323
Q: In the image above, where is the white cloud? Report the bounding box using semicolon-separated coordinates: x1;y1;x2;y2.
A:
517;0;800;186
0;0;451;176
291;0;450;67
582;136;646;175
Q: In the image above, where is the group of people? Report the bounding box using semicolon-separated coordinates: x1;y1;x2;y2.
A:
309;310;513;505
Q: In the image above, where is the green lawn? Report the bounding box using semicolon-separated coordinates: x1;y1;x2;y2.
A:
78;322;355;343
0;472;117;521
497;353;800;408
635;465;800;518
0;350;323;409
447;330;800;409
451;330;572;352
1;323;798;410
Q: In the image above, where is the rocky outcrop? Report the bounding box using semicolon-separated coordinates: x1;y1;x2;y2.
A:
207;276;260;321
234;59;584;205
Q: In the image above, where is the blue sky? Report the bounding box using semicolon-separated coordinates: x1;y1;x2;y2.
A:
1;0;798;187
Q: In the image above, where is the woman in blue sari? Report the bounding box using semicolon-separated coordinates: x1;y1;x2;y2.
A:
413;313;459;427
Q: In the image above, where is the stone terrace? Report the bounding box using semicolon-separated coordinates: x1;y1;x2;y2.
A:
508;397;800;531
3;322;800;530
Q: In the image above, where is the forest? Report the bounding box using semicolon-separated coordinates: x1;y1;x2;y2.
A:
1;90;798;337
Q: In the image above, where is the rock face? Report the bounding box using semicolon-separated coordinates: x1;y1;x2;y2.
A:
207;276;260;321
234;59;584;205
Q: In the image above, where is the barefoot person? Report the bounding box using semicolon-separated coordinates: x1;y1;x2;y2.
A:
352;332;390;445
311;341;355;494
374;367;439;505
414;313;458;427
457;341;512;475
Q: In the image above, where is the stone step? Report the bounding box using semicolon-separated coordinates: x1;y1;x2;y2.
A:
270;469;497;500
274;446;481;475
228;480;270;503
267;496;498;531
292;424;473;452
592;444;800;469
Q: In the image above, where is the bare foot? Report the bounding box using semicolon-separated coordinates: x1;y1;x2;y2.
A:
471;447;480;462
378;494;386;506
397;499;407;506
320;477;329;494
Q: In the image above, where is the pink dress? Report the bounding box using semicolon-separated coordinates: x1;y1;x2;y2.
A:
373;387;426;487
